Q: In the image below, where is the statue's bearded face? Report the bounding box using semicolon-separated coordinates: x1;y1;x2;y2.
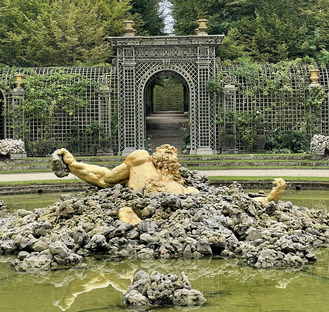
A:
151;144;180;173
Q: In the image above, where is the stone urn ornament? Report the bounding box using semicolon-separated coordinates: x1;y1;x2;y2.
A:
309;68;320;87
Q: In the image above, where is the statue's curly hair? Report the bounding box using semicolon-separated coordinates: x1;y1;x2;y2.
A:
151;144;183;184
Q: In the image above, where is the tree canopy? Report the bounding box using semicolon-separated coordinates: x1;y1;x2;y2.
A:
0;0;164;67
130;0;164;36
2;0;329;65
172;0;329;64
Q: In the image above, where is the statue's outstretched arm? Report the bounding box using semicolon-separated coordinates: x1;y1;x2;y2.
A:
56;148;129;188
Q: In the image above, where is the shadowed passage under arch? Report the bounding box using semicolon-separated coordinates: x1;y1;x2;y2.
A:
144;71;189;153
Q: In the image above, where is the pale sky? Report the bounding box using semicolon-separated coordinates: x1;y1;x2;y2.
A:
159;0;175;34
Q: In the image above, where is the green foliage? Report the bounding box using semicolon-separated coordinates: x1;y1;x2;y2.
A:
265;129;310;153
305;85;327;136
86;122;111;155
4;70;110;155
0;68;16;93
0;0;131;66
172;0;207;35
172;0;329;64
206;75;223;96
216;59;325;152
231;58;302;96
153;76;184;111
307;85;326;112
21;70;96;120
64;120;112;156
234;108;264;152
217;107;265;152
130;0;165;35
0;0;167;66
211;58;300;97
25;138;60;157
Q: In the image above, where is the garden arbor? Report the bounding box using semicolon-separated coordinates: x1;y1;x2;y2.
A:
3;22;324;156
108;22;224;155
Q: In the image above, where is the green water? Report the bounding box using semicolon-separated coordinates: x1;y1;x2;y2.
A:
282;189;329;212
0;253;329;312
1;192;74;211
0;191;329;311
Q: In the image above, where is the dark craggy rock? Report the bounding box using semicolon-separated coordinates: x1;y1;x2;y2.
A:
123;270;206;310
0;200;6;210
0;170;329;272
51;149;70;178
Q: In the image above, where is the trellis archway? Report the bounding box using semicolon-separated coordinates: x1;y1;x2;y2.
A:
144;70;188;115
108;34;224;155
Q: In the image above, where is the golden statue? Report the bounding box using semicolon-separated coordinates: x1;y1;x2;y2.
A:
52;144;199;195
52;145;286;224
254;178;286;206
52;145;199;225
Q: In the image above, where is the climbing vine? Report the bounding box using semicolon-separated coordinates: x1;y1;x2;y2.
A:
304;85;327;136
234;108;264;151
21;70;97;120
210;58;327;152
4;70;109;155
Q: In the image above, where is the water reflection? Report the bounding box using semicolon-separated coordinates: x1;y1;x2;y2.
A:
41;263;135;311
0;253;328;312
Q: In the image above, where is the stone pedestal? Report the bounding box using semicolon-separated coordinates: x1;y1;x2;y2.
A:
10;153;27;160
121;147;137;156
195;147;214;155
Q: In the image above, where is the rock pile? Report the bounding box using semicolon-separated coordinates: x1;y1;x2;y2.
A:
0;169;328;272
0;139;26;156
310;134;329;155
124;270;206;310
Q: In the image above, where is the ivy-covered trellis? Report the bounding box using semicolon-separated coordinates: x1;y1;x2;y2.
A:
214;61;328;153
0;67;118;156
0;61;328;155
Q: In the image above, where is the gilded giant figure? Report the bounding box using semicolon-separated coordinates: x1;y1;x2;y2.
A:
52;144;199;195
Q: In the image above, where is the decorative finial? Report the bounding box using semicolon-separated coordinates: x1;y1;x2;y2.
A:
195;19;208;35
309;68;320;87
124;21;136;36
14;73;24;90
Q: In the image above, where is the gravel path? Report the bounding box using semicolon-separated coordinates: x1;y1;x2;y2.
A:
1;169;329;182
200;169;329;178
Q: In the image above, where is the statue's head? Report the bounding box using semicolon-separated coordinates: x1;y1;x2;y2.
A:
151;144;180;174
154;144;178;156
